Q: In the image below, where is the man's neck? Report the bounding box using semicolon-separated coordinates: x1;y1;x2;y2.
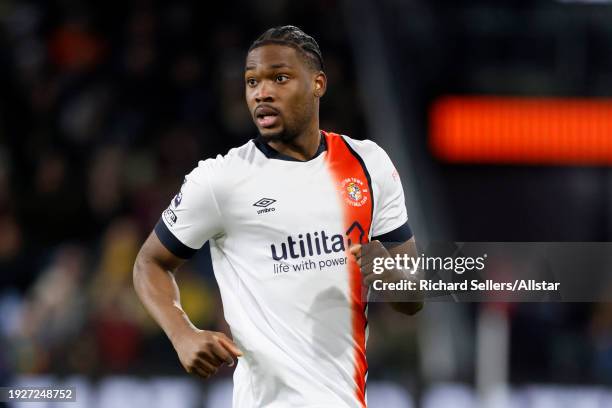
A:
267;126;322;161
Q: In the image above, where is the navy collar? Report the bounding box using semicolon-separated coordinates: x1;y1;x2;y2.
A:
253;132;327;162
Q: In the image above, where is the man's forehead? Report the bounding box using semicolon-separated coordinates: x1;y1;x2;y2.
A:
245;44;300;70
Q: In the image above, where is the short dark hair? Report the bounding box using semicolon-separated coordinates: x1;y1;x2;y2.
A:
248;25;325;72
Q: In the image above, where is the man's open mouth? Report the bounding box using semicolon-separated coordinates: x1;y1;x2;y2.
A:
255;106;280;128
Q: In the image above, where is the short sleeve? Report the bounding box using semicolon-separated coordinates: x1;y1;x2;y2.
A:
371;147;413;242
155;160;224;259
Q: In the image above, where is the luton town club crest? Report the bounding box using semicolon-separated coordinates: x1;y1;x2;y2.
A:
341;177;368;207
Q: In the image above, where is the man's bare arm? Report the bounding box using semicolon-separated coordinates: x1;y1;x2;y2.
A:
386;238;424;315
133;232;242;378
133;232;191;340
350;237;424;316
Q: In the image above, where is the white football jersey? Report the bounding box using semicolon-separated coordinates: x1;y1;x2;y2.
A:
156;131;412;408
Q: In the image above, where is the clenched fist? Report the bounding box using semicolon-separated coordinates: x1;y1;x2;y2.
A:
172;328;243;379
350;239;424;313
350;240;403;287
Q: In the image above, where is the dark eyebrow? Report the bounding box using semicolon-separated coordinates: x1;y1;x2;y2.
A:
245;63;293;72
270;63;291;69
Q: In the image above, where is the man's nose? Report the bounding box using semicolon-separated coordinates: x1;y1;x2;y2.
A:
255;81;274;103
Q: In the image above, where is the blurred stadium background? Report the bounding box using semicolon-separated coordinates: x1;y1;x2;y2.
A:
1;0;612;407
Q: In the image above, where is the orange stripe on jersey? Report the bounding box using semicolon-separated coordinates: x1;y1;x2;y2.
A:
323;131;371;408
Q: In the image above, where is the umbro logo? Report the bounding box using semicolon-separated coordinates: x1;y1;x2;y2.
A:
253;198;276;208
253;198;276;214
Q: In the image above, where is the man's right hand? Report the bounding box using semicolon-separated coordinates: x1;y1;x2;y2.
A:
172;328;243;379
133;232;243;379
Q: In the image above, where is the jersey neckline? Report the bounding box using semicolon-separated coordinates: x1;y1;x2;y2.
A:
252;131;327;162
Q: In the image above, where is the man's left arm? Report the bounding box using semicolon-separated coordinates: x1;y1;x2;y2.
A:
362;142;424;315
350;237;424;316
386;237;423;315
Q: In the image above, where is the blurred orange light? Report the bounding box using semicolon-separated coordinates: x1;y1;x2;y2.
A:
429;96;612;165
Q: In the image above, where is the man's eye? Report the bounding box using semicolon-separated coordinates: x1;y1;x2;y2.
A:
246;78;257;87
276;75;289;83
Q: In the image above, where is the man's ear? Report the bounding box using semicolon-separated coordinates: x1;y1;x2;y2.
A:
314;71;327;98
